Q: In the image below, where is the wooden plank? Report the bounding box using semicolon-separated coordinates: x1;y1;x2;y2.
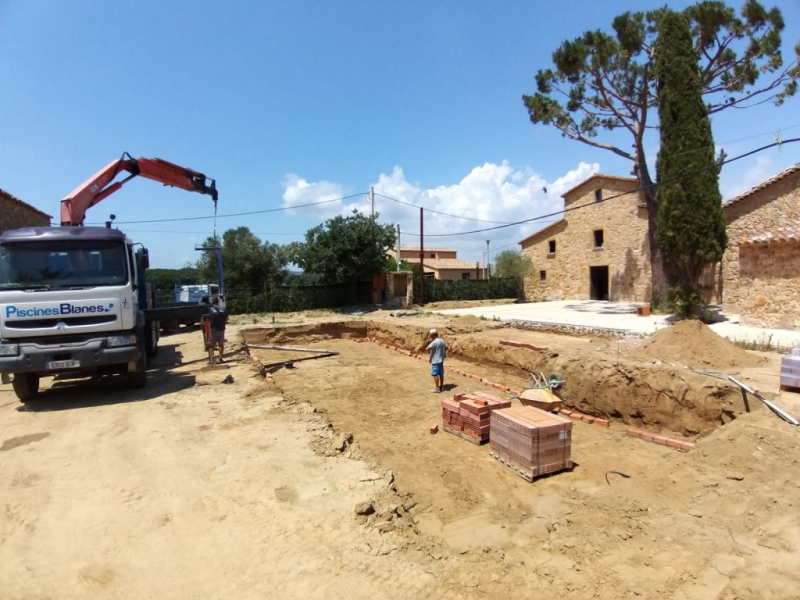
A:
246;344;339;354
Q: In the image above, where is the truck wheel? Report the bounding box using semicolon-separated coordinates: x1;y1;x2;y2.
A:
12;373;39;403
146;322;159;357
128;350;147;389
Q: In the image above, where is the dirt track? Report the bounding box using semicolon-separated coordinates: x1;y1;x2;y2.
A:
2;315;799;599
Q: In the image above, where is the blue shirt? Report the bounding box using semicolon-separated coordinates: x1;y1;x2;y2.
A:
427;337;447;364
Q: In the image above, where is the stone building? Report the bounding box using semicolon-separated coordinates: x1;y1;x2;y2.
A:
387;246;487;280
721;164;800;328
519;174;651;302
0;189;51;233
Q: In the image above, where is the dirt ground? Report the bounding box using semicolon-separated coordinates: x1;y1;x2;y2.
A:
2;312;799;599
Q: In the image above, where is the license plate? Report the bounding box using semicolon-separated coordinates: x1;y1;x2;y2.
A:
46;360;80;370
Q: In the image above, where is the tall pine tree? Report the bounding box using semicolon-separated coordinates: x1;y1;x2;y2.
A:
654;9;727;315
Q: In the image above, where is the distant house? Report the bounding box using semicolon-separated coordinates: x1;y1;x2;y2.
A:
519;174;651;302
0;189;51;233
387;246;487;280
721;164;800;329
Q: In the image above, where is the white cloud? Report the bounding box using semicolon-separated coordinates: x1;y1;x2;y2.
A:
280;161;601;264
721;154;774;200
282;174;356;219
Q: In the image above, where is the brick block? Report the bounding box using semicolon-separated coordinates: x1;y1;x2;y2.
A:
430;424;439;434
594;418;610;428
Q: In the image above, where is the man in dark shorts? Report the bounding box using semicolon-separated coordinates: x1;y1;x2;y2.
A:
426;328;447;393
208;296;228;364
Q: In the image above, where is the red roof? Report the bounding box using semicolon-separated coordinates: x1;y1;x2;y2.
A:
0;188;52;219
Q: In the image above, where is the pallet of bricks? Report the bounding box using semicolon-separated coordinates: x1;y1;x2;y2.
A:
780;351;800;390
490;406;572;482
441;392;511;444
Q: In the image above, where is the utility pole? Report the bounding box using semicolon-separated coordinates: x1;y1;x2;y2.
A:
485;239;491;279
370;187;375;218
396;224;401;272
419;207;425;306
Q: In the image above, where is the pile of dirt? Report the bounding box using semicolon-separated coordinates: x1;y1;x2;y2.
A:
638;320;767;370
446;315;486;334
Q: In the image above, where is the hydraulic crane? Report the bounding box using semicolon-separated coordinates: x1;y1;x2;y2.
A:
0;152;221;402
60;152;218;226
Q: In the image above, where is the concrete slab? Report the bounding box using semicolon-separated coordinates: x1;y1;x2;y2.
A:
435;299;800;348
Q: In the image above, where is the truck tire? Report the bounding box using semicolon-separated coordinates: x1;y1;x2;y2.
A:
12;373;39;403
146;321;159;357
128;348;147;389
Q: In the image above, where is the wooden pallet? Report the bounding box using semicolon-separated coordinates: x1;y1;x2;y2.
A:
489;451;535;482
442;425;488;446
489;451;572;482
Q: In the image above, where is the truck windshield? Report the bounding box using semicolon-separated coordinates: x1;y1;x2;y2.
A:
0;240;128;289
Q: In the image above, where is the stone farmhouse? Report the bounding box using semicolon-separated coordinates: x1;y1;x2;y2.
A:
519;174;651;302
518;164;800;329
0;189;51;233
721;164;800;329
387;246;487;281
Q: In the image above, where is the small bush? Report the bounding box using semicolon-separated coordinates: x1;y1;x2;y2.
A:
667;284;704;320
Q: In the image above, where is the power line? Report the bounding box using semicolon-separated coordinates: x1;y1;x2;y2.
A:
115;229;304;235
85;193;366;226
592;122;800;178
412;138;799;238
373;192;515;224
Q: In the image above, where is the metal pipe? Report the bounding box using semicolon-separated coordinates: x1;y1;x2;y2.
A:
728;376;800;426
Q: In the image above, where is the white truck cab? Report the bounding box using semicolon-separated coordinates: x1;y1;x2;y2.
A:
0;227;149;401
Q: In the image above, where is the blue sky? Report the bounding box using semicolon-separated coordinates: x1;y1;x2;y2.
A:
1;0;799;269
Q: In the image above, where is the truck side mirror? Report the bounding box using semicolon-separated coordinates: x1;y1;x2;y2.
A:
139;249;150;269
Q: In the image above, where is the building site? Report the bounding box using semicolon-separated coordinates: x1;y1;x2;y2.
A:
1;2;800;599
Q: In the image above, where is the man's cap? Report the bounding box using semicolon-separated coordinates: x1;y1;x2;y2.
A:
429;329;437;335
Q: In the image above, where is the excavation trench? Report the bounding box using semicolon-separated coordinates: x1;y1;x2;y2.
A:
242;320;750;437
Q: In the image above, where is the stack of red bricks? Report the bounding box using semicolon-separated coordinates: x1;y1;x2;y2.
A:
441;392;511;444
490;406;572;482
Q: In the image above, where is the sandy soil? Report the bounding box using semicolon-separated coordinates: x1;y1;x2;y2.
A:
2;316;799;599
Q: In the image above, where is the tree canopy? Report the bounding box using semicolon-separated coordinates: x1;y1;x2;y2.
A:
655;10;727;312
195;226;287;293
493;249;534;281
289;210;396;284
523;0;798;299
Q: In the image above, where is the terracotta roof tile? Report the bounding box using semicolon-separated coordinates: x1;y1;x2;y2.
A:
395;246;456;253
406;258;483;270
724;163;800;208
743;220;800;245
0;188;53;219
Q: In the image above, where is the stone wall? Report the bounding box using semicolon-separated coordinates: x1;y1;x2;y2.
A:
736;241;800;329
386;270;413;307
520;178;651;302
722;171;800;318
0;191;51;233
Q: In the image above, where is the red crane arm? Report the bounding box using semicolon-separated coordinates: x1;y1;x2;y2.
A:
60;153;218;226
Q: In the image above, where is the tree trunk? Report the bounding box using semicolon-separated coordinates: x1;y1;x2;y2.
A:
635;157;668;303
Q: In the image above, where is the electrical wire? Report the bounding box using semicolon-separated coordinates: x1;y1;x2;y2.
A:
373;192;515;224
115;229;304;235
85;193;366;226
414;138;799;238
